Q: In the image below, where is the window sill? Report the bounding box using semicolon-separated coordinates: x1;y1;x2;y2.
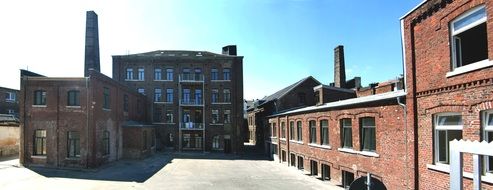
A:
154;80;173;82
152;122;175;125
124;79;143;82
5;99;15;103
65;157;81;160
359;151;379;157
289;140;304;145
446;59;493;78
337;148;358;154
211;80;231;82
308;143;331;150
66;106;81;109
102;108;111;112
427;164;493;184
154;101;173;104
210;123;223;126
32;105;47;108
31;155;47;159
211;102;231;105
280;138;287;141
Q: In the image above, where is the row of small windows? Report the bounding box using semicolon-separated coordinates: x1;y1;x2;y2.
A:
34;130;110;157
153;109;231;124
126;68;231;81
271;117;376;152
33;89;133;112
148;88;231;103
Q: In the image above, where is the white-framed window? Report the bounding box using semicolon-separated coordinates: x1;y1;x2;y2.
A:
309;120;316;143
166;68;173;80
289;121;295;140
450;5;488;69
223;110;231;123
211;89;218;103
126;68;133;80
360;117;376;152
223;68;231;80
211;68;218;80
212;110;219;124
281;122;286;139
434;113;463;165
154;68;162;80
154;88;162;102
212;135;220;149
166;88;173;102
137;88;145;95
165;110;173;123
138;68;145;81
5;92;15;101
320;120;329;145
223;89;231;102
272;122;277;138
296;121;302;141
483;110;493;174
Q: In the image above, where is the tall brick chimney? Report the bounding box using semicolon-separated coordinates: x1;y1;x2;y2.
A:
222;45;237;56
334;45;346;88
84;11;100;77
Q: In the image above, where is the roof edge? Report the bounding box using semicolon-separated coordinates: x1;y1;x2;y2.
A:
400;0;428;20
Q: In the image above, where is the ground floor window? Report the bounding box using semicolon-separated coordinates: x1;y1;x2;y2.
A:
271;144;278;155
103;131;109;155
67;131;80;158
321;164;330;181
281;150;286;162
183;134;191;148
483;110;493;173
290;153;296;167
212;135;220;149
434;113;462;164
34;129;46;155
310;160;318;176
342;170;354;189
297;156;304;170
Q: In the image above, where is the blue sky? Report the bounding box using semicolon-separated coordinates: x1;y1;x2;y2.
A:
0;0;422;99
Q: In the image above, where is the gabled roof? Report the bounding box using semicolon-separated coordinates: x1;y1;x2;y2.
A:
113;50;240;58
259;76;321;106
400;0;428;19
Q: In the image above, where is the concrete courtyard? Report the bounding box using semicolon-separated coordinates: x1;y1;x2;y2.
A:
0;151;342;190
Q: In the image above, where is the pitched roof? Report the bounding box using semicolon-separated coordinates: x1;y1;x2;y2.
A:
259;76;321;106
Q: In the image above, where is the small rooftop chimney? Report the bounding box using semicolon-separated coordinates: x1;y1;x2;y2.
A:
334;45;346;88
84;11;100;77
222;45;237;56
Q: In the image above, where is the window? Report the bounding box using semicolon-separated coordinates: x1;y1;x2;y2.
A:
212;110;219;124
223;68;230;80
321;164;330;181
272;122;277;137
123;95;129;112
289;121;295;140
166;88;173;102
298;92;306;105
5;92;15;101
165;110;173;123
434;113;463;164
183;89;190;103
182;68;191;80
320;120;329;145
138;68;145;81
309;120;316;143
194;68;202;80
224;110;231;123
342;171;355;189
211;89;218;103
166;68;173;80
360;117;376;152
297;156;304;170
138;88;145;95
103;87;110;109
450;6;488;69
281;122;286;139
211;68;218;80
67;131;80;158
483;111;493;173
67;90;80;106
103;131;109;155
341;119;352;148
212;135;220;149
290;153;296;167
126;68;133;80
34;90;46;105
310;160;318;176
195;89;202;104
143;131;148;150
8;109;14;114
154;88;162;102
34;129;46;155
223;89;231;103
297;121;303;141
154;68;162;80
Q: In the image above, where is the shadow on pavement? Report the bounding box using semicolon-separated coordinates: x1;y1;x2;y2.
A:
27;145;269;183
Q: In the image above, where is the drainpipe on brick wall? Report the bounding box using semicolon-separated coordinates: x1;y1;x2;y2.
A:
397;96;409;189
85;77;90;168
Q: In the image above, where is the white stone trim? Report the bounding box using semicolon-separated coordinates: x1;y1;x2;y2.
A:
446;59;493;78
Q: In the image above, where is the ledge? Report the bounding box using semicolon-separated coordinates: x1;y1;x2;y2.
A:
31;155;47;159
427;164;493;184
102;108;111;112
124;79;144;82
337;148;358;154
280;138;287;141
210;123;223;126
66;106;81;109
154;102;173;104
153;80;173;82
211;102;231;105
152;122;175;125
289;140;304;145
308;143;331;150
32;105;47;108
359;151;379;157
446;59;493;78
211;80;231;82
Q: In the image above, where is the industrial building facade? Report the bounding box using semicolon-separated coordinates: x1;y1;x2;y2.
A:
112;46;244;153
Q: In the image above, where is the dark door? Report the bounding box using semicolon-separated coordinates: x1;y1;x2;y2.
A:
224;139;231;153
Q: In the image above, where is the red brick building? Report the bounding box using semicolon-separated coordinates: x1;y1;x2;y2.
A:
0;86;19;118
19;70;152;168
402;0;493;189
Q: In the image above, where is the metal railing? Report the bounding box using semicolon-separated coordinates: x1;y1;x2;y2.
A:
179;74;204;82
450;140;493;190
179;122;204;130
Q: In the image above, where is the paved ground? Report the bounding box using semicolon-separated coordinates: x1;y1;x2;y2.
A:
0;151;342;190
